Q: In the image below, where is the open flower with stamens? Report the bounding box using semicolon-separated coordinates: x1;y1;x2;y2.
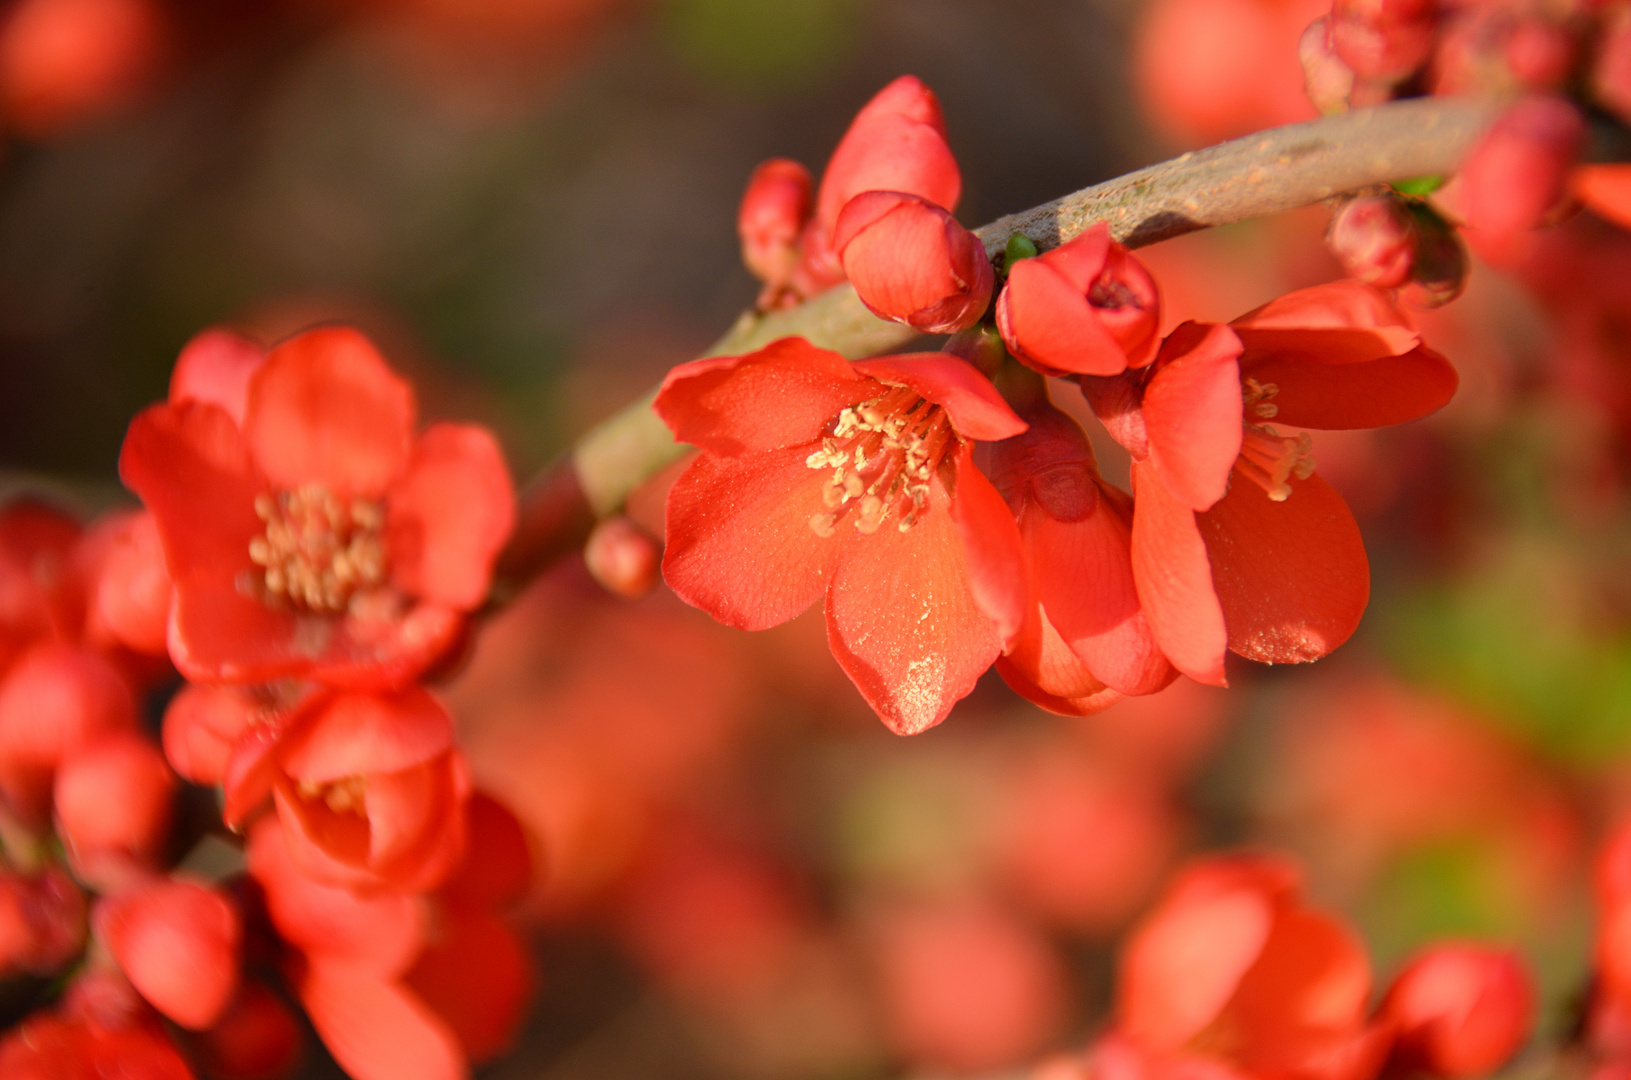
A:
656;336;1027;735
1081;281;1457;686
119;326;515;688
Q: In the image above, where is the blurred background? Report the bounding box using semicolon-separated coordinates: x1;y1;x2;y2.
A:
5;0;1631;1076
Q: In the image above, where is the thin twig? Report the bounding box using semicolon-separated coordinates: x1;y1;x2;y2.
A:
492;95;1509;595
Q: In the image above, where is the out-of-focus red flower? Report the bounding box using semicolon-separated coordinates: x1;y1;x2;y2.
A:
836;190;993;335
96;877;241;1030
0;498;83;669
986;381;1171;712
657;337;1027;734
1300;17;1356;114
1117;854;1387;1080
0;864;86;976
1328;195;1415;289
120;325;515;689
0;640;136;821
161;682;287;788
190;981;304;1080
997;225;1163;376
1134;0;1324;145
1447;95;1585;248
872;898;1070;1073
0;1008;191;1080
53;730;175;875
1084;281;1456;684
739;158;814;303
82;509;172;659
1329;0;1437;85
583;515;661;599
1575;165;1631;231
0;0;165;138
1379;944;1536;1078
231;687;470;895
439;790;533;913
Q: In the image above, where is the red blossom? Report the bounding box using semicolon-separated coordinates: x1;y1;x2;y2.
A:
738;158;814;302
53;730;176;877
120;325;515;689
1379;944;1536;1078
96;877;242;1031
835;190;994;334
656;336;1027;734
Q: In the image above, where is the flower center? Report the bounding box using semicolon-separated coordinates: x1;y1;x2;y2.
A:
248;485;387;614
297;775;368;816
1242;377;1279;419
803;386;955;537
1237;424;1316;502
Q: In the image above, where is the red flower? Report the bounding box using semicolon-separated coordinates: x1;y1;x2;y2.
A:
1378;944;1535;1079
836;190;994;334
738;158;814;305
996;224;1163;376
120;326;515;688
984;375;1173;714
1083;281;1457;684
53;730;175;878
0;1008;191;1080
656;336;1027;734
1117;853;1388;1080
96;877;242;1031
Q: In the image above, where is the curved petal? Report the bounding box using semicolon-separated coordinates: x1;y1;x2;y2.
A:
168;328;266;424
1130;462;1228;687
1231;280;1420;364
995;655;1123;717
279;687;453;784
654;338;872;456
836;193;993;335
1143;323;1244;511
245;327;415;497
998;254;1133;377
949;441;1026;648
387;423;515;610
1574;163;1631;229
825;475;1003;735
161;683;262;786
814;75;960;238
300;967;466;1080
1196;470;1369;665
1030;483;1176;696
853;353;1026;441
1230;908;1372;1076
407;909;533;1066
1240;346;1458;430
662;446;848;631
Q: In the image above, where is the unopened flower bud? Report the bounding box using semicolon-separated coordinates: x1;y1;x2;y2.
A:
836;190;994;335
1455;94;1584;241
1329;194;1415;288
98;878;241;1030
88;510;171;657
1331;0;1437;84
996;223;1161;377
584;516;661;600
944;324;1009;378
0;642;136;822
1380;944;1536;1078
1300;17;1355;113
54;731;175;873
1004;232;1039;272
1595;13;1631;126
191;980;303;1080
1506;21;1573;92
1400;203;1468;308
738;158;813;293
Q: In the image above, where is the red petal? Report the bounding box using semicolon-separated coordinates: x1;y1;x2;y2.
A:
1143;323;1244;511
814;75;960;241
825;474;1003;735
836;192;994;335
853;353;1026;441
1231;281;1421;365
654;337;872;455
1029;483;1175;695
168;328;266;425
950;441;1026;647
278;687;453;784
1129;462;1227;686
406;909;534;1065
995;654;1123;717
161;684;261;786
244;327;415;497
1197;470;1369;665
662;446;848;631
1230;908;1372;1075
998;257;1130;377
440;792;533;911
387;424;514;610
1575;163;1631;229
1240;346;1458;429
300;967;466;1080
99;880;240;1031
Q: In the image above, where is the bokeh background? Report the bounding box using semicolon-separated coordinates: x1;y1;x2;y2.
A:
6;0;1631;1076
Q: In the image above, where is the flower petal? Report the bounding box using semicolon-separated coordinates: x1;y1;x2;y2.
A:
1143;323;1244;512
244;327;415;496
1574;163;1631;229
168;328;266;425
662;446;848;631
1129;461;1228;687
825;475;1003;735
387;423;515;610
654;338;873;456
1196;470;1369;665
278;687;454;784
1231;281;1420;365
998;254;1133;376
406;909;534;1065
1230;908;1372;1077
950;441;1027;648
814;75;961;241
853;353;1026;441
300;967;466;1080
995;655;1123;717
1240;346;1458;429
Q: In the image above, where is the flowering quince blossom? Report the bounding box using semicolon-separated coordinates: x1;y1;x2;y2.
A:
120;325;515;688
836;189;994;334
1081;281;1457;685
738;74;962;307
656;336;1028;734
996;224;1163;376
983;368;1173;715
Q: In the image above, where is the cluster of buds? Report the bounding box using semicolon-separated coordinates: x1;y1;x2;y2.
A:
0;324;533;1079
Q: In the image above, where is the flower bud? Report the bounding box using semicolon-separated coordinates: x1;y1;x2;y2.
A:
1330;0;1437;84
1454;95;1585;241
584;516;661;600
836;190;994;335
1300;17;1355;114
98;878;241;1030
192;981;304;1080
738;158;813;293
54;731;175;872
1506;21;1573;92
1328;194;1415;288
86;509;171;657
1401;203;1468;309
1380;944;1536;1078
996;224;1161;377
